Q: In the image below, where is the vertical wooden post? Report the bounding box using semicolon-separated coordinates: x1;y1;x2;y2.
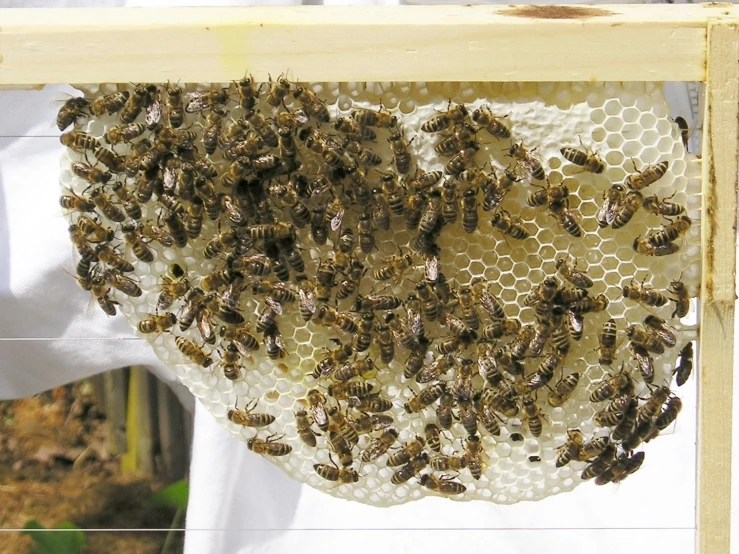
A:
156;380;190;481
121;366;158;474
104;368;128;457
697;20;739;554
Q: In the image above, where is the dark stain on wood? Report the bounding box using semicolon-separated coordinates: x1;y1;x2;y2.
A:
501;5;613;20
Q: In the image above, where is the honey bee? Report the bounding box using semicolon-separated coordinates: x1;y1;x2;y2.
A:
90;91;129;117
90;276;118;316
75;215;113;244
175;336;213;367
367;187;390;231
333;358;375;383
633;236;680;257
482;168;518;213
367;322;392;364
178;287;206;331
103;268;142;297
351;106;397;128
93;146;126;173
457;188;480;234
581;443;617;480
668;279;690;319
313;343;354;379
421;102;469;133
472;106;510;139
555;429;584;467
643;194;686;218
625;160;669;190
196;303;218;345
622;279;669;308
549;201;583;238
387;452;430;486
548;373;580;407
419;474;467;495
57;96;90;130
597;318;618;366
643;314;677;347
428;452;467;473
655;396;682;430
314;461;359;484
294;410;317;448
95;243;134;273
219;343;243;381
480;388;519;418
307;390;329;433
60;189;96;214
508;142;545;181
674;342;693;387
328;430;354;467
120;84;149;124
444;145;479;176
463;435;484;480
385;130;413;174
110;182;142;220
184;88;229;115
263;327;287;359
334;117;376;141
434;124;477;156
597;184;625;228
521;396;544;437
555;256;593;289
294;86;331;122
136;312;177;334
490;210;530;240
589;370;632;403
227;399;276;428
343;139;383;167
637;385;671;426
631;343;655;384
60;131;100;153
569;293;609;314
647;215;692;247
560;144;605;174
611;190;643;230
72;162;111;186
405;383;446;414
152;264;187;311
247;434;292;457
163;210;188;248
438;180;459;223
527;184;569;208
348;395;393;413
626;325;666;355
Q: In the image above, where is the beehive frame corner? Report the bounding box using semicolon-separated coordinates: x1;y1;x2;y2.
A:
0;4;737;553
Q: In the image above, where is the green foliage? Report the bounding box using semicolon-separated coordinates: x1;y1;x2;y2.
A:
147;479;189;511
22;520;85;554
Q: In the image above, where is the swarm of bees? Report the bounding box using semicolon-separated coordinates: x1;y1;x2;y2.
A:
59;79;700;505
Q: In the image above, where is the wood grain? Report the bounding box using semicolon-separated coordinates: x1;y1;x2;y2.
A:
697;20;739;554
0;5;737;84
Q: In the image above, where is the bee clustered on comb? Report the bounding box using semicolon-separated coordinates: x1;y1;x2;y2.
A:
59;79;700;506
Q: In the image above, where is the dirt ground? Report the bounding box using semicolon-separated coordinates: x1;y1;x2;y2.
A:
0;382;185;554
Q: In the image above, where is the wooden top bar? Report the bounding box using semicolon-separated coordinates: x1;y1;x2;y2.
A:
0;4;737;85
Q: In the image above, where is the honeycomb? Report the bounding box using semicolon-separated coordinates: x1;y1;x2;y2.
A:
59;80;700;506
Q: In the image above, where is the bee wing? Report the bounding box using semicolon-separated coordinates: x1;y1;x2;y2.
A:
266;296;284;316
185;93;209;113
330;209;345;231
424;255;439;282
145;101;162;127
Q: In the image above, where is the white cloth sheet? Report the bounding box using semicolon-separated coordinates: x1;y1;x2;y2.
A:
0;1;728;554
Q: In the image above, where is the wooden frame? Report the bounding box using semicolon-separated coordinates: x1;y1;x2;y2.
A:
1;4;737;553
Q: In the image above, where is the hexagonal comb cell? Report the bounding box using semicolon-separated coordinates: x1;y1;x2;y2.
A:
59;81;700;507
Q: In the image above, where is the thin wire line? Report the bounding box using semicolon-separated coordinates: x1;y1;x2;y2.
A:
0;527;697;532
0;337;140;341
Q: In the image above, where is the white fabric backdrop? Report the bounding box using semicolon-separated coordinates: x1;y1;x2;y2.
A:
0;1;725;553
